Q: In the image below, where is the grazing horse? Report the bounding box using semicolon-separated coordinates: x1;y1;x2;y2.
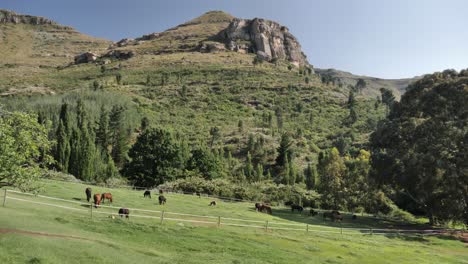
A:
323;210;342;222
209;201;217;206
85;188;92;202
158;195;166;205
93;194;101;208
291;204;304;213
144;190;151;198
309;209;318;216
255;203;272;215
118;208;130;218
101;193;113;204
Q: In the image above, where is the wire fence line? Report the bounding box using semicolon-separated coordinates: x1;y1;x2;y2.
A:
2;189;462;238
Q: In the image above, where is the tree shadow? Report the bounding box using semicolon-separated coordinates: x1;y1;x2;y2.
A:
269;207;432;231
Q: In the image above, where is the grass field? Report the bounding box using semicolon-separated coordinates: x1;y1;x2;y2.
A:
0;180;467;264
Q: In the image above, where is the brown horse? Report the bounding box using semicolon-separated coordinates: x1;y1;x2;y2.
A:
323;210;342;222
93;194;101;208
255;203;272;215
209;201;217;206
85;188;92;202
101;193;113;204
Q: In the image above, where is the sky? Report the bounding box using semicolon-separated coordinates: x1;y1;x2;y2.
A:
2;0;467;79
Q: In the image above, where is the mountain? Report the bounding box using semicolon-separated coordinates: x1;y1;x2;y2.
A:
0;10;399;170
314;68;420;99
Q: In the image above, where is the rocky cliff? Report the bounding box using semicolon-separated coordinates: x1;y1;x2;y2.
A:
219;18;308;66
0;9;57;25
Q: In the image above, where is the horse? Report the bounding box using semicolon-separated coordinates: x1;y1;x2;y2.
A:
101;193;113;204
309;208;318;216
209;201;217;206
261;204;272;215
85;188;92;202
158;195;166;205
255;203;272;215
93;194;101;208
118;208;130;218
144;190;151;198
291;204;304;213
323;210;342;222
159;189;164;195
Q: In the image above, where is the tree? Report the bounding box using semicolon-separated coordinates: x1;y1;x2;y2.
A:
355;78;367;93
188;144;224;180
348;90;356;109
109;105;128;167
238;120;244;133
379;87;395;112
275;133;293;168
305;163;318;189
55;120;71;171
209;126;221;148
123;128;186;187
317;148;346;209
305;77;310;85
0;112;53;191
55;103;72;172
371;71;468;225
96;106;110;153
244;151;254;182
255;163;264;182
140;117;150;131
116;73;122;85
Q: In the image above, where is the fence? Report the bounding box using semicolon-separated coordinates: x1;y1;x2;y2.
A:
2;189;461;238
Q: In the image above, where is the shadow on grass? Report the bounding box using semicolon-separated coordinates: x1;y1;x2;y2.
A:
268;207;432;231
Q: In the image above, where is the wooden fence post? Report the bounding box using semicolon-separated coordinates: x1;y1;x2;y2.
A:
160;210;165;224
370;228;373;236
2;189;7;207
265;220;269;232
306;224;309;233
217;216;221;228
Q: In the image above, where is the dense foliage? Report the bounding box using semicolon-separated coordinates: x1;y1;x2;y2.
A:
0;111;52;191
371;70;468;224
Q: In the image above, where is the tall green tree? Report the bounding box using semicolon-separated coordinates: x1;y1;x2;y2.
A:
371;70;468;224
0;112;53;191
317;148;347;209
123;128;186;187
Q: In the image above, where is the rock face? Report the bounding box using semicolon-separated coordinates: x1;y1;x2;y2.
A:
1;9;55;25
74;52;98;64
219;18;308;66
199;41;226;53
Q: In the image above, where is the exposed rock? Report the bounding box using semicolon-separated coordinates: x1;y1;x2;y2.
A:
199;41;226;53
219;18;308;66
74;52;98;64
113;38;136;47
103;50;136;60
137;32;161;41
1;9;58;26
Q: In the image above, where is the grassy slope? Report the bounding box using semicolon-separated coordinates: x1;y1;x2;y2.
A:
0;180;467;264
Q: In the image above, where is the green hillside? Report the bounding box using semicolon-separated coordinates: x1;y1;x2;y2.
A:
1;180;467;264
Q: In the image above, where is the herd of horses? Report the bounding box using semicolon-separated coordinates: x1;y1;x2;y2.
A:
85;188;353;222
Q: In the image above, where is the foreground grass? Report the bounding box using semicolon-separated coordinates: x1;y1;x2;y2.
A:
0;180;467;264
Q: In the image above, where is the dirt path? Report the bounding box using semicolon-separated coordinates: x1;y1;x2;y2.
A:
0;228;92;241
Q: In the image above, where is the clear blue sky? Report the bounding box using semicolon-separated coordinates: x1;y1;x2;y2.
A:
2;0;467;79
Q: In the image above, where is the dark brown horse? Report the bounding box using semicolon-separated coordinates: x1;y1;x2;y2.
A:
291;204;304;213
93;194;101;208
144;190;151;198
101;193;113;204
85;188;92;202
209;201;217;206
118;208;130;218
323;210;342;222
255;203;272;215
158;195;166;205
